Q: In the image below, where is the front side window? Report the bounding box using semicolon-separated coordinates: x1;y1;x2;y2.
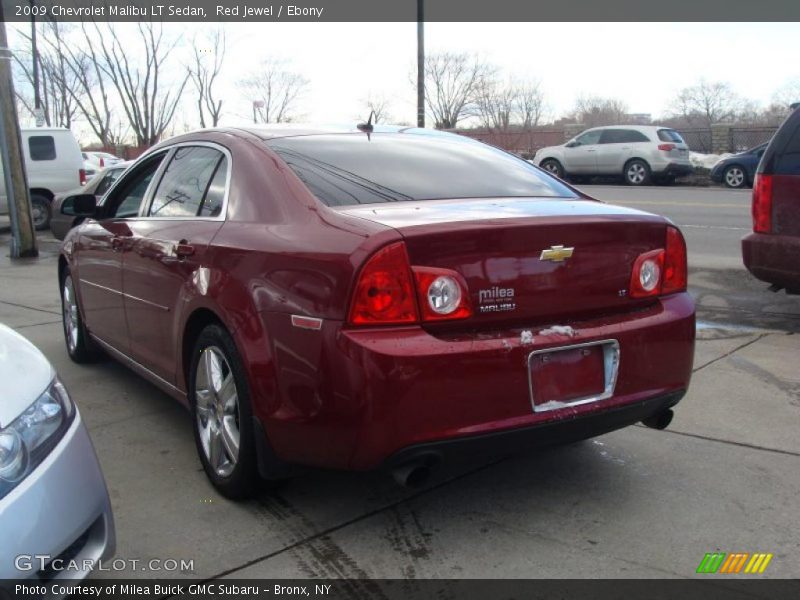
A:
267;133;576;207
28;136;56;161
575;130;602;146
95;168;125;196
103;155;165;219
149;146;225;218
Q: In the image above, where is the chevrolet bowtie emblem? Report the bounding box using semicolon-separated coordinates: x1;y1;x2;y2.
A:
539;245;574;262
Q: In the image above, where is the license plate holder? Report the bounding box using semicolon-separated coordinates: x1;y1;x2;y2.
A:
527;340;620;412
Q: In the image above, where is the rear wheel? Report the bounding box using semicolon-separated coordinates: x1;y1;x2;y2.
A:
540;158;565;179
189;324;258;499
31;194;52;230
723;165;747;188
624;159;651;186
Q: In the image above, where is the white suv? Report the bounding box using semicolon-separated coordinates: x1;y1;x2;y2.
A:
533;125;693;186
0;128;85;230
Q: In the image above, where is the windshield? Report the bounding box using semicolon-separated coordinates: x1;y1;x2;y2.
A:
266;133;577;207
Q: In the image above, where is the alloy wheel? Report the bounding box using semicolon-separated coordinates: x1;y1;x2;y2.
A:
725;167;745;188
627;163;647;184
195;346;240;478
62;276;79;354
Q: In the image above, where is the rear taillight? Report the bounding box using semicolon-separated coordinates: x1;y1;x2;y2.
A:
348;242;418;325
752;173;773;233
662;226;688;295
629;249;664;298
658;143;676;151
99;157;105;167
79;169;87;185
629;226;687;298
348;243;473;326
412;267;472;321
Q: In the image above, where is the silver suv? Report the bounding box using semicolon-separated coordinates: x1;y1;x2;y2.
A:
533;125;693;185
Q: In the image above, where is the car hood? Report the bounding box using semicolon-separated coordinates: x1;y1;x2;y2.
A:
0;323;55;428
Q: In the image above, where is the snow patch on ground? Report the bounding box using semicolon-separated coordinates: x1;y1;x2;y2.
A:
690;151;731;169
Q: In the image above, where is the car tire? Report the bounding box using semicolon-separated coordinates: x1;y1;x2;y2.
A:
31;194;52;231
624;159;652;186
61;268;100;363
722;165;747;188
189;323;259;500
540;159;565;179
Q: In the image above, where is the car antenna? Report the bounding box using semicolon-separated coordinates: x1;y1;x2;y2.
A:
357;111;375;140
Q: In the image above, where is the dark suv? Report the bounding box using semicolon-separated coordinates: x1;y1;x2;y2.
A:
742;104;800;294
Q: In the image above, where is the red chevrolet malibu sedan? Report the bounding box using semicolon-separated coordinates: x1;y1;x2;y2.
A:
58;126;695;498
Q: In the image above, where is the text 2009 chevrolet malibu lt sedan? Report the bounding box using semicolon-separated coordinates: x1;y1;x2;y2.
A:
0;324;115;582
58;125;695;498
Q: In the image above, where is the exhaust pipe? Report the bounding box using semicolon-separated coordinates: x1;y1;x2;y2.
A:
642;408;674;430
392;462;431;488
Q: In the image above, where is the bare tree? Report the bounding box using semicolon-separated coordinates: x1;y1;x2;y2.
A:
12;22;82;128
362;93;392;123
241;58;308;124
424;52;495;129
670;79;742;127
95;23;189;146
571;95;629;127
188;28;226;128
476;77;546;130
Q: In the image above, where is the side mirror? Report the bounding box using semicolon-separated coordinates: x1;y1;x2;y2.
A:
68;194;97;217
565;140;579;148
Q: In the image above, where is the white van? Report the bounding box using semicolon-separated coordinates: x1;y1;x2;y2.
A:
0;128;85;230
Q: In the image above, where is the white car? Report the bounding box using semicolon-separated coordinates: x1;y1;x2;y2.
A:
0;128;85;230
0;323;115;583
533;125;693;186
84;151;123;168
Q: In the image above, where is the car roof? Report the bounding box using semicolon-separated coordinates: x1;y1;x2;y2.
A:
583;125;675;132
225;124;453;141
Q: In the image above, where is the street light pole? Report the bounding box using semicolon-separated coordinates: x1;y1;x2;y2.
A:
416;0;425;128
30;0;42;126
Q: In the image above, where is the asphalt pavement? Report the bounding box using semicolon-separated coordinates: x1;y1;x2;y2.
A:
0;185;798;583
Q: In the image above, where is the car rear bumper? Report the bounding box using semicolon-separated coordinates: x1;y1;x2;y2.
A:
0;408;115;582
742;232;800;291
260;292;695;471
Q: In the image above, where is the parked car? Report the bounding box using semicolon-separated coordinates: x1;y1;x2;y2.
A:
58;125;695;498
81;154;97;181
84;151;123;169
0;323;115;582
0;128;85;230
710;142;769;188
534;125;693;186
51;162;132;241
742;106;800;293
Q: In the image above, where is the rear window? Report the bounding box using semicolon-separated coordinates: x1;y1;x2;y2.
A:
28;136;56;161
657;129;685;144
266;133;577;206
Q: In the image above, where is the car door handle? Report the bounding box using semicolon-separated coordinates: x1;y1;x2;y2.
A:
175;242;195;258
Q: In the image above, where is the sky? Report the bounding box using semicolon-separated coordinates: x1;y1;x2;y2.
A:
10;21;800;141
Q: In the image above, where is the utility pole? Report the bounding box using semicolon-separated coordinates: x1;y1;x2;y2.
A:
0;7;39;258
416;0;425;128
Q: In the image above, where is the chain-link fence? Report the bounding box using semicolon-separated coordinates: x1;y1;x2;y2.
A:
729;128;776;153
675;129;712;153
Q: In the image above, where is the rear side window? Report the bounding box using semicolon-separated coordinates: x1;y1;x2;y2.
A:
657;129;685;144
28;136;56;161
266;133;576;207
149;146;226;217
774;121;800;175
600;129;650;144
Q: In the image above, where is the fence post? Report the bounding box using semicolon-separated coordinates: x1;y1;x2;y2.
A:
711;123;733;154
